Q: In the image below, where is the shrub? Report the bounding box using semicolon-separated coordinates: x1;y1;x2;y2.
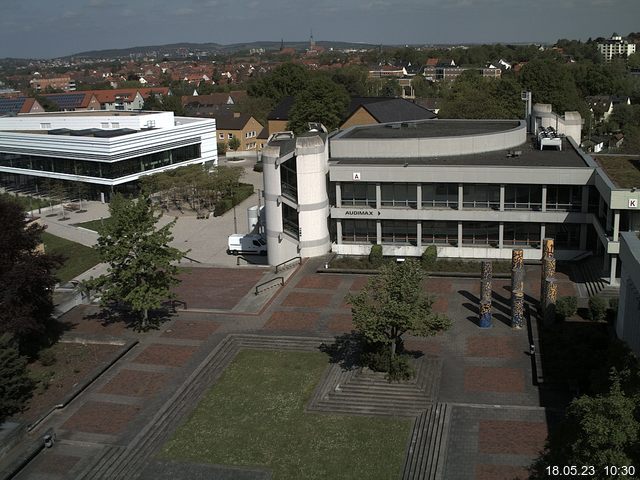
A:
556;296;578;320
608;296;620;323
217;141;228;155
369;244;383;268
38;349;57;367
387;354;415;382
361;348;390;372
253;161;264;172
421;245;437;270
0;334;34;423
589;296;608;322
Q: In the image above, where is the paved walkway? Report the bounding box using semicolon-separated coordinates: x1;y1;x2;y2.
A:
3;257;571;480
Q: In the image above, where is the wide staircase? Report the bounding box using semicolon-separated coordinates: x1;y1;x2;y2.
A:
574;256;619;300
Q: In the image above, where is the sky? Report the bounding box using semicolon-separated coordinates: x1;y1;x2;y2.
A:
1;0;639;59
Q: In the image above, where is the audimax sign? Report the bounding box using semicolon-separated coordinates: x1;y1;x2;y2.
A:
344;210;381;217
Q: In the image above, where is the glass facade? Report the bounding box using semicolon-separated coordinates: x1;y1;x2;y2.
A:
381;220;417;245
381;183;417;208
503;223;540;247
422;183;458;208
546;185;582;211
463;185;500;209
282;203;299;238
342;219;376;243
546;223;580;248
462;222;499;246
504;185;542;210
422;221;458;245
342;183;376;207
280;157;298;202
0;144;201;180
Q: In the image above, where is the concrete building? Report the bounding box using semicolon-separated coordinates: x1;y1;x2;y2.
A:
598;34;637;62
0;111;217;199
616;232;640;355
262;105;639;287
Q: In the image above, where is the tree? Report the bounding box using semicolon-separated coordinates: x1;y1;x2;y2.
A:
520;58;586;115
346;260;450;359
247;63;310;103
0;334;34;423
0;198;60;351
228;137;241;151
89;195;185;329
287;76;350;133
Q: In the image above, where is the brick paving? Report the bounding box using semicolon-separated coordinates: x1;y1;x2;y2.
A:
100;369;169;397
62;401;141;435
12;260;581;480
479;420;548;455
132;344;198;367
32;454;81;475
464;366;526;393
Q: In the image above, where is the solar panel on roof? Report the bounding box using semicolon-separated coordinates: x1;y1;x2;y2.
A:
0;98;26;114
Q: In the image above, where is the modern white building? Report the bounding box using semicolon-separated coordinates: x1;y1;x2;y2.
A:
598;34;637;62
617;231;640;355
0;111;217;199
262;105;640;286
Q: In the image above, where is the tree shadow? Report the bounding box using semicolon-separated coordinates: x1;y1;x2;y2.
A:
85;303;175;332
319;331;362;371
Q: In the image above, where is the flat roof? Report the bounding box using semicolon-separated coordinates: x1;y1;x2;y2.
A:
331;137;590;168
340;119;522;140
16;111;156;117
595;156;640;188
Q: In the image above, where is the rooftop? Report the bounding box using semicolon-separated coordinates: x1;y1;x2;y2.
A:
595;156;640;189
331;136;589;168
14;111;155;118
339;119;521;140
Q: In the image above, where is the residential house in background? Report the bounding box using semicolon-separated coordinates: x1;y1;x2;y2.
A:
340;97;437;129
40;92;101;111
0;97;45;115
215;112;263;151
29;75;76;92
598;34;636;61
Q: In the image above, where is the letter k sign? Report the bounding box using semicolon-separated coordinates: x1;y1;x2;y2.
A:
629;198;638;208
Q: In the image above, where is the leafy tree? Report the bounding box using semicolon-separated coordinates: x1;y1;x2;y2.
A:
228;136;241;151
287;76;349;133
346;260;451;358
0;334;34;423
247;63;310;103
531;378;640;479
217;141;228;155
89;195;185;329
0;198;61;351
332;65;370;96
520;58;586;115
233;95;274;127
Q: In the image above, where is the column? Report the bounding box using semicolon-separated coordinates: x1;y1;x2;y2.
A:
416;222;422;249
579;224;587;250
540;224;546;246
610;255;618;286
511;248;525;329
336;219;342;245
606;206;612;233
376;220;382;245
541;185;547;212
499;222;504;250
581;185;589;214
336;182;342;208
499;184;505;211
458;222;463;247
458;183;464;210
376;183;381;210
544;278;557;326
416;184;422;210
613;211;620;241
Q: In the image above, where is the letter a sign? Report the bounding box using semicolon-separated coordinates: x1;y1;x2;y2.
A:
352;172;361;181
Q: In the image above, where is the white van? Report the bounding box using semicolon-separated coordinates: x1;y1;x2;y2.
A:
227;234;267;256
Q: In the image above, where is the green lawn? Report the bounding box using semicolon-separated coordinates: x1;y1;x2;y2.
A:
72;217;112;233
41;232;101;283
161;350;411;480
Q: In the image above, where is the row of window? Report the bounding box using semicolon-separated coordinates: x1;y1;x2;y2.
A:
340;183;584;212
0;144;201;179
341;220;580;248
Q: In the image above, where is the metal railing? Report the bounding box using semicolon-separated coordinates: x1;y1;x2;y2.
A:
255;276;284;295
275;256;302;273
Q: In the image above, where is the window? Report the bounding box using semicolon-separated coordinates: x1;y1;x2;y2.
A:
504;185;542;210
219;133;224;139
111;122;120;128
380;183;417;208
422;183;458;208
40;123;51;129
282;203;299;239
422;221;458;245
463;185;500;209
381;220;416;245
503;223;540;247
280;157;298;201
228;133;234;139
545;224;580;248
341;183;376;207
462;222;499;246
342;220;377;243
546;186;581;212
101;122;109;129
